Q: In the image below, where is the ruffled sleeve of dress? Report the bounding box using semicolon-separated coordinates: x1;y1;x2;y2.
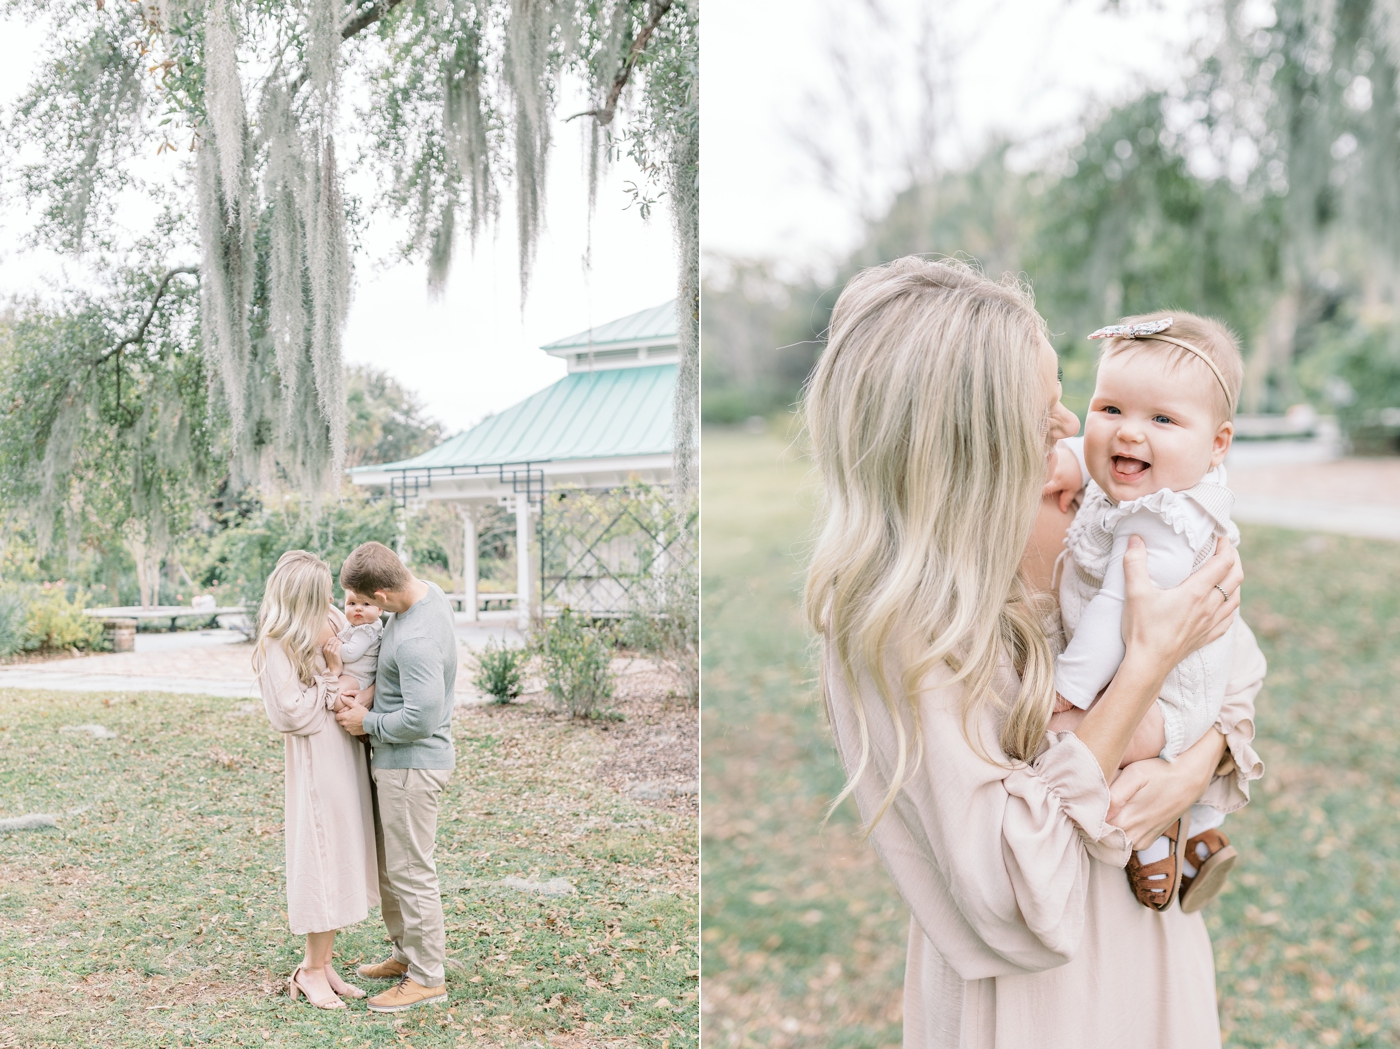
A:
825;647;1130;981
1198;618;1266;814
258;633;342;736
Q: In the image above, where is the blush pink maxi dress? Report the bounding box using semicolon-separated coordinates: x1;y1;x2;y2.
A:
825;622;1265;1048
258;608;379;936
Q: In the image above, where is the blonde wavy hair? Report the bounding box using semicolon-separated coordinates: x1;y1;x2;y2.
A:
803;257;1059;831
252;550;334;686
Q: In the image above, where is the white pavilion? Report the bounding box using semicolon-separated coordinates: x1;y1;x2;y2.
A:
349;301;678;628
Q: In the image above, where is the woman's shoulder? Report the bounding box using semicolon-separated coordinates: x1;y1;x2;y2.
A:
822;637;1014;729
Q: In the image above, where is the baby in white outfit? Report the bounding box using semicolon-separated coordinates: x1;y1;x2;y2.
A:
335;590;384;705
1048;311;1253;912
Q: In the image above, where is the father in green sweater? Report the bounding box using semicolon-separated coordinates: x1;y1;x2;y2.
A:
335;541;457;1013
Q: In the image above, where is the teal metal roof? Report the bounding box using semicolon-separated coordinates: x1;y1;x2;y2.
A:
540;300;676;351
352;363;675;472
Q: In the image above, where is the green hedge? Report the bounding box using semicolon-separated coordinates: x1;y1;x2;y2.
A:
0;584;104;657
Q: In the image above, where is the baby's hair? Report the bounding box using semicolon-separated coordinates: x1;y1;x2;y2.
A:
1098;310;1244;422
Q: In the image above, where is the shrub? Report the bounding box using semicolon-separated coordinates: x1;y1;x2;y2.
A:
535;608;615;718
622;568;698;704
0;590;26;657
21;585;103;652
472;637;528;703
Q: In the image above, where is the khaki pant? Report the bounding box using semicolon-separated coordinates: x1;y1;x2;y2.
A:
371;766;452;987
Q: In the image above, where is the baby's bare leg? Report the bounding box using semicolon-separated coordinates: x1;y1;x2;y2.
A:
1119;702;1167;767
337;675;361;707
1047;706;1087;734
1048;697;1165;768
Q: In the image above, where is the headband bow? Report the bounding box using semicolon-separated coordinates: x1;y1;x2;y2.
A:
1087;316;1234;413
1087;318;1173;340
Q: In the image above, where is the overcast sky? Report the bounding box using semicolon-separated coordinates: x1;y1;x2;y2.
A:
702;0;1206;270
0;13;676;435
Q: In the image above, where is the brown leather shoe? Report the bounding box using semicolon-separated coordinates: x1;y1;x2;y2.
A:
366;975;448;1013
1179;828;1238;913
356;957;409;980
1126;816;1188;911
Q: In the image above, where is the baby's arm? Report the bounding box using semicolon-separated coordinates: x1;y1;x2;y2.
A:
338;624;380;664
1044;437;1089;514
1054;507;1199;709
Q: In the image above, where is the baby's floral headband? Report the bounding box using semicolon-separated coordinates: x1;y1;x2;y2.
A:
1088;317;1234;413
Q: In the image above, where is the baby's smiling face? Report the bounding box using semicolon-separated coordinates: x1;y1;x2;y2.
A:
1084;348;1234;503
344;591;382;626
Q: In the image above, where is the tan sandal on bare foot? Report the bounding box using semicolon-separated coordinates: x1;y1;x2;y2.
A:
1179;828;1237;913
1126;816;1188;911
326;964;366;999
289;965;346;1010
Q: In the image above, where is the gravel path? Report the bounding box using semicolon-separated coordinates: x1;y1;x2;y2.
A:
1229;455;1400;540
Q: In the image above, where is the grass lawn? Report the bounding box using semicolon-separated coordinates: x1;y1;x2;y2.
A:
0;685;697;1048
700;426;1400;1048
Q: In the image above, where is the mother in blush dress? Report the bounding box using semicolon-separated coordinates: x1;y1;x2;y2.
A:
253;550;379;1010
803;258;1262;1048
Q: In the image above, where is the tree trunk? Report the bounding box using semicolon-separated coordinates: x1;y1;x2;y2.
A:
122;521;165;609
1243;283;1300;414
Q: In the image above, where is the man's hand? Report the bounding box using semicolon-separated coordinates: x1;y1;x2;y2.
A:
1043;442;1086;514
336;702;368;736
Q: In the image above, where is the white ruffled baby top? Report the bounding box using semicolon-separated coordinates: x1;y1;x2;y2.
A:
1056;459;1240;765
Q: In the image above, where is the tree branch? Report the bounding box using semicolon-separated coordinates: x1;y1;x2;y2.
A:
287;0;406;96
97;266;199;365
566;0;674;126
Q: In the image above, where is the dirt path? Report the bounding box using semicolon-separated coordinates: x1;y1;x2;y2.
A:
0;628;498;699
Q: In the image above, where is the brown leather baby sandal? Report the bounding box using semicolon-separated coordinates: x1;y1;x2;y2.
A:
1126;816;1188;911
1179;828;1238;913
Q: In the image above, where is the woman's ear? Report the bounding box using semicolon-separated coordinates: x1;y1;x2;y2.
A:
1210;420;1234;468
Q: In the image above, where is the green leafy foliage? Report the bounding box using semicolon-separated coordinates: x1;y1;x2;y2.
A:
0;584;105;654
535;608;616;718
0;590;29;657
186;489;398;613
703;0;1400;430
2;0;699;592
471;637;529;703
344;364;447;469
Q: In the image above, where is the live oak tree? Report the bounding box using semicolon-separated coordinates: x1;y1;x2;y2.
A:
1;0;697;587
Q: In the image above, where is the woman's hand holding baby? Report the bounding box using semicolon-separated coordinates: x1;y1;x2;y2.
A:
1109;729;1229;849
1121;533;1242;673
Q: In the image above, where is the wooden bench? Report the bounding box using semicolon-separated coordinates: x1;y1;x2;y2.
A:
84;605;249;633
443;593;519;612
